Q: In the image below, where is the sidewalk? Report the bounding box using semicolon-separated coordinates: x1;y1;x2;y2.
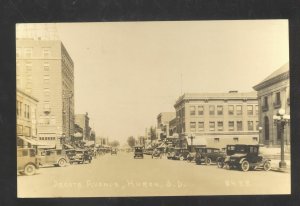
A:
270;159;291;173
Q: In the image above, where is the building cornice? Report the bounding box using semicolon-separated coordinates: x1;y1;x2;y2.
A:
253;71;289;91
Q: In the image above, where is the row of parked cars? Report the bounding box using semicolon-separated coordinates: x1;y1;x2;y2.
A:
17;147;94;176
166;144;272;172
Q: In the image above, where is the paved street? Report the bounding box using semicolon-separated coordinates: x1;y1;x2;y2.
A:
18;152;290;197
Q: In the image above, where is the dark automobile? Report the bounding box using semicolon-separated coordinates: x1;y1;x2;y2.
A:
17;148;40;176
195;147;224;165
224;144;271;172
216;145;236;168
67;149;92;164
134;146;144;159
167;147;175;159
111;148;117;155
173;148;190;160
40;149;69;167
143;148;153;155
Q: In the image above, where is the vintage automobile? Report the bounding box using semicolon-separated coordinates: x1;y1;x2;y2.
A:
172;148;190;160
195;147;224;165
216;145;236;168
134;146;144;159
17;148;40;176
166;147;175;159
40;149;69;167
68;149;92;164
151;149;162;159
224;144;271;172
143;148;153;155
111;148;118;155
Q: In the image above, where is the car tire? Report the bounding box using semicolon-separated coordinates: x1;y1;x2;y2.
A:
241;160;250;172
263;161;271;171
217;161;224;168
58;159;66;167
206;158;211;165
24;164;36;176
180;156;184;161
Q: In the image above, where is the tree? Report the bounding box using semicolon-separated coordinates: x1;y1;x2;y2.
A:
109;140;120;148
127;136;136;148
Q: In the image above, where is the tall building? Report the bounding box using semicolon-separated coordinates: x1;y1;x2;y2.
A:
75;113;91;141
253;63;290;147
157;112;176;139
16;89;38;147
16;29;74;145
174;91;259;148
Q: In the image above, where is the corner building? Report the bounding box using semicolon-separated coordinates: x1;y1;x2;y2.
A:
16;38;74;145
174;91;259;148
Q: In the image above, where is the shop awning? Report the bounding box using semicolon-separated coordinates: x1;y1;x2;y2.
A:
64;144;74;149
18;136;55;147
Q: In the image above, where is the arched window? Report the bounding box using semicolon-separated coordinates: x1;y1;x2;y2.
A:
264;116;269;141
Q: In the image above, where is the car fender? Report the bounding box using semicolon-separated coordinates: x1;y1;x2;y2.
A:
25;162;38;169
239;158;246;164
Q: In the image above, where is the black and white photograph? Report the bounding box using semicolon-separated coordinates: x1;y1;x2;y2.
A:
16;20;290;197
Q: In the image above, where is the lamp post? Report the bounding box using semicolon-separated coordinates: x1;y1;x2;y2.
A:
258;126;263;143
273;108;290;169
189;133;195;146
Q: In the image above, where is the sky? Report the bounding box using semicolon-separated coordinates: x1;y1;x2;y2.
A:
51;20;289;144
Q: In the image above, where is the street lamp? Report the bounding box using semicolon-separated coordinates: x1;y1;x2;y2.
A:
273;108;290;169
189;133;195;146
258;126;263;143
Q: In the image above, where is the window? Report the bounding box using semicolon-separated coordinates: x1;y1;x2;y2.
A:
228;121;234;131
236;105;242;115
248;121;254;131
255;105;259;115
217;121;223;131
190;106;196;116
217;106;223;115
209;122;215;131
275;92;281;104
233;137;239;143
209;105;215;115
44;62;50;71
198;106;204;115
24;126;31;137
190;122;196;132
214;138;220;143
43;75;50;80
228;105;234;115
43;47;51;58
247;105;253;115
44;88;50;98
198;122;204;131
17;125;23;135
253;137;258;142
263;96;269;111
24;48;32;58
237;121;243;131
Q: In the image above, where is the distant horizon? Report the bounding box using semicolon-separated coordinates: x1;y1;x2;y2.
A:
17;20;289;144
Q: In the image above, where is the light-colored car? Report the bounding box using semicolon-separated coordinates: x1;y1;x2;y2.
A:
17;148;40;175
40;149;69;167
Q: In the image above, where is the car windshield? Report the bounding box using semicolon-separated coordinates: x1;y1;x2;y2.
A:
196;148;205;153
235;145;247;153
135;148;142;152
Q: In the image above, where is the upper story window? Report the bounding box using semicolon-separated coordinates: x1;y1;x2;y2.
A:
237;121;243;131
255;105;259;115
217;121;223;131
228;121;234;131
217;106;223;115
44;62;50;71
24;48;32;58
228;105;234;115
190;106;196;116
198;106;204;115
198;122;204;131
248;121;254;131
209;122;215;131
190;122;196;132
247;105;253;115
236;105;242;115
43;47;51;58
209;105;215;115
274;92;281;108
262;96;269;111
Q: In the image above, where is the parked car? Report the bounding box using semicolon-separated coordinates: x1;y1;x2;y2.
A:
17;148;40;176
134;146;144;159
195;147;224;165
173;148;190;160
167;147;175;159
224;144;271;172
111;148;118;155
216;145;236;168
143;148;153;155
40;149;69;167
68;149;92;164
151;149;162;159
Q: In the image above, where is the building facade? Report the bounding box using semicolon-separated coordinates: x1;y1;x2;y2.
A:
16;38;74;145
174;91;259;149
253;63;290;147
17;89;38;147
75;113;91;141
157;112;176;139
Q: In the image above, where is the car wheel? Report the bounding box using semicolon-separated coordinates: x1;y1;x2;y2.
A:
58;159;66;167
263;161;271;171
206;158;211;165
180;156;184;161
24;164;36;176
241;160;250;172
217;161;224;168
